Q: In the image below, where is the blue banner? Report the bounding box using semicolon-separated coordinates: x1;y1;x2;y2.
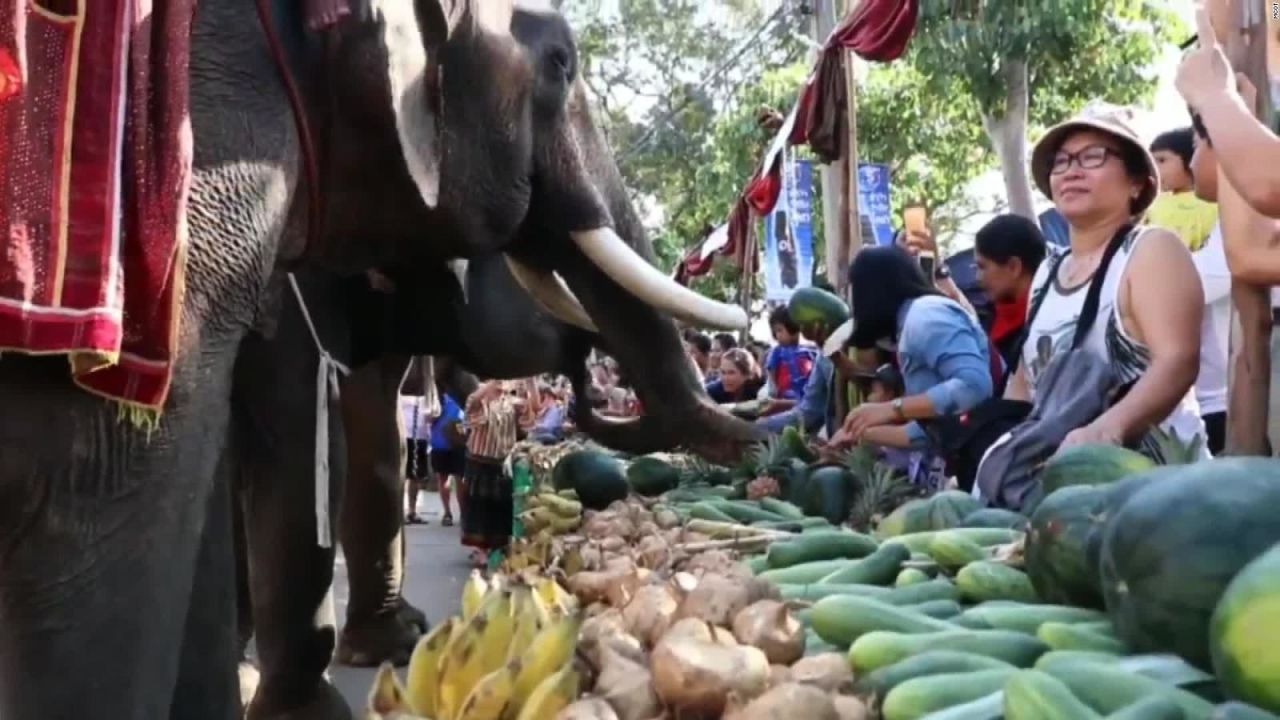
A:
857;163;894;246
763;156;815;302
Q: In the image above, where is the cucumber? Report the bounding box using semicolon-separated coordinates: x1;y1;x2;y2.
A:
752;517;832;531
662;488;721;503
853;650;1015;698
758;497;806;519
956;561;1039;604
810;595;955;647
742;555;769;575
886;528;1022;552
820;542;911;585
1036;657;1216;718
903;599;964;619
1075;620;1119;637
1037;622;1127;655
1105;696;1192;719
882;669;1017;720
765;532;879;569
926;534;988;570
780;577;958;604
956;604;1108;634
686;501;738;523
804;628;841;656
1038;653;1219;699
897;568;932;587
1003;669;1102;719
920;692;1004;720
759;559;861;585
849;629;1051;673
705;498;788;523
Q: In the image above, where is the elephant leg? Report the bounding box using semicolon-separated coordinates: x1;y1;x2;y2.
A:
235;274;352;720
335;353;423;667
0;351;240;720
230;444;260;711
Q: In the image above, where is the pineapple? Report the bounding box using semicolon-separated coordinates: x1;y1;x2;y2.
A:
1149;426;1205;465
846;459;918;532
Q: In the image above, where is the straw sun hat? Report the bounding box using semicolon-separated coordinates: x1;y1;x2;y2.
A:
1030;101;1160;217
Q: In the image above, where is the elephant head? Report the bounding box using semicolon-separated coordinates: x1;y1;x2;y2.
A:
323;1;764;459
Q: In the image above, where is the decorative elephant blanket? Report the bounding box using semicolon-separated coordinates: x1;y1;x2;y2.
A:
0;0;194;418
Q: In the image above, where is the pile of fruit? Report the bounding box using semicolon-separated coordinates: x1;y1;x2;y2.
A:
367;438;1280;719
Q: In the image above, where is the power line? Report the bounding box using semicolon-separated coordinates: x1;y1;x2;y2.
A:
618;4;793;160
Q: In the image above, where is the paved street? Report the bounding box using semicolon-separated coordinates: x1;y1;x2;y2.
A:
329;493;470;711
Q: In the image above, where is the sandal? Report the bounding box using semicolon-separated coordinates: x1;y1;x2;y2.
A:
406;513;422;525
468;549;488;568
442;514;454;527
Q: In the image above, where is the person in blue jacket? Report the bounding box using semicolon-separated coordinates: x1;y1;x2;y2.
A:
429;392;465;527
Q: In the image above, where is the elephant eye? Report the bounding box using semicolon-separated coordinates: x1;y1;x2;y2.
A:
544;46;573;83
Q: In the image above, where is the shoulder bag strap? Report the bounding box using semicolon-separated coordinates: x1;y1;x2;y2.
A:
1007;248;1071;372
1070;223;1135;350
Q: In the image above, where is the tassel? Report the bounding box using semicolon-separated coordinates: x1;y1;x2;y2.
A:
304;0;351;31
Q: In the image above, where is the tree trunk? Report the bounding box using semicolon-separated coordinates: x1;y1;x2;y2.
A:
981;60;1037;222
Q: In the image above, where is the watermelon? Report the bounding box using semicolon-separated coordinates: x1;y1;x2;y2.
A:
1025;485;1109;609
626;456;680;496
961;508;1028;530
787;286;849;329
1099;459;1280;670
1211;542;1280;712
878;498;934;538
551;450;629;510
805;465;854;525
927;491;982;531
1027;444;1155;512
1082;466;1184;593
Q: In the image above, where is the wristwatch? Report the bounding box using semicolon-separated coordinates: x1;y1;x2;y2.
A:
892;398;906;421
934;263;951;281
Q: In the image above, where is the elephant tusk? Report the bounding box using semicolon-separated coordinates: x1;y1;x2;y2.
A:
502;254;599;333
447;259;469;303
570;227;748;331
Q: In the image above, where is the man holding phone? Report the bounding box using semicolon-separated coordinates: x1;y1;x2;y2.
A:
896;204;978;319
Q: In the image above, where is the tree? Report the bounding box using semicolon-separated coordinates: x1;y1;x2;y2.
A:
910;0;1184;219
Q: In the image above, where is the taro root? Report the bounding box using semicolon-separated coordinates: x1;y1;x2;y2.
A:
579;609;634;669
654;507;682;529
620;583;679;648
789;653;855;694
833;695;870;720
731;600;805;666
596;640;662;720
557;698;620;720
634;535;669;568
660;617;715;645
674;574;752;628
723;682;839;720
767;665;792;688
650;634;770;717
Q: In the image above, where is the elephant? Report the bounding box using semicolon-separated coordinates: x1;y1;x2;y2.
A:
0;2;761;718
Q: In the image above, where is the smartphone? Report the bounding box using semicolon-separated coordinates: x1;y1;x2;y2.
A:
918;250;936;279
903;205;928;236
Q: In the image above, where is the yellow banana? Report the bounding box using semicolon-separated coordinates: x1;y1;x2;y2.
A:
437;610;490;720
474;588;517;678
367;662;412;717
404;616;457;717
536;493;583;518
509;614;582;713
556;488;579;501
513;665;580;720
507;585;541;662
456;658;521;720
548;514;580;534
461;570;488;620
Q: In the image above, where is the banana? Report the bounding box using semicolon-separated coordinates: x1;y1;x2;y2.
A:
367;662;412;717
556;488;579;501
456;658;521;720
530;585;557;627
474;588;517;678
512;665;580;720
535;577;578;615
520;506;558;530
536;493;583;518
506;585;541;662
461;570;489;620
531;577;561;613
437;609;490;720
404;616;457;717
548;514;580;534
509;614;582;713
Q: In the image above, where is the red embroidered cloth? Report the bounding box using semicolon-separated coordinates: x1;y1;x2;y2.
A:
0;0;194;411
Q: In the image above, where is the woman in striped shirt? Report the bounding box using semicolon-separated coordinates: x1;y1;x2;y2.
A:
459;380;533;565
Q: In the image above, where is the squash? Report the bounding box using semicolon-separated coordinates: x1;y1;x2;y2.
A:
1099;459;1280;670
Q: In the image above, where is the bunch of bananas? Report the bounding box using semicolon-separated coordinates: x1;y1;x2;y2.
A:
367;571;582;720
520;489;583;537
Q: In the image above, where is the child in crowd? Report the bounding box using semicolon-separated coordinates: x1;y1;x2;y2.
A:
401;393;435;524
762;306;817;407
1147;127;1218;251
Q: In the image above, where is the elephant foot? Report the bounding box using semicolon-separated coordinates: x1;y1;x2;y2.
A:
336;610;421;668
239;661;262;712
396;596;429;634
245;677;353;720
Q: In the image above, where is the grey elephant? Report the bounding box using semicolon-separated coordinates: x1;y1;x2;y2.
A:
0;2;761;719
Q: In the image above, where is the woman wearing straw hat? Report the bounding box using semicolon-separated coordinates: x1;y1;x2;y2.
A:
1004;101;1209;461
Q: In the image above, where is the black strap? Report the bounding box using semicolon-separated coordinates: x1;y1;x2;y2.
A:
1070;223;1134;349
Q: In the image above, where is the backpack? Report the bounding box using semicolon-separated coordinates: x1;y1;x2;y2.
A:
972;224;1138;510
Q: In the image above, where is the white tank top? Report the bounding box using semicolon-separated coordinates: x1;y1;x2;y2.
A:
1021;227;1209;461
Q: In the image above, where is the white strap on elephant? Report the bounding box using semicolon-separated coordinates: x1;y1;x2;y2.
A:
287;273;350;549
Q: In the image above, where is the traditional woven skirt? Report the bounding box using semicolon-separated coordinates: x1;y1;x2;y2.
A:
460;455;512;551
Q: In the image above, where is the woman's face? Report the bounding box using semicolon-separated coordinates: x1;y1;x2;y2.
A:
1049;129;1143;223
719;359;745;392
975;252;1022;303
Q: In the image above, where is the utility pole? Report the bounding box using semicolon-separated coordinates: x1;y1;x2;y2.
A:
1223;0;1273;455
842;0;864;288
812;0;846;290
